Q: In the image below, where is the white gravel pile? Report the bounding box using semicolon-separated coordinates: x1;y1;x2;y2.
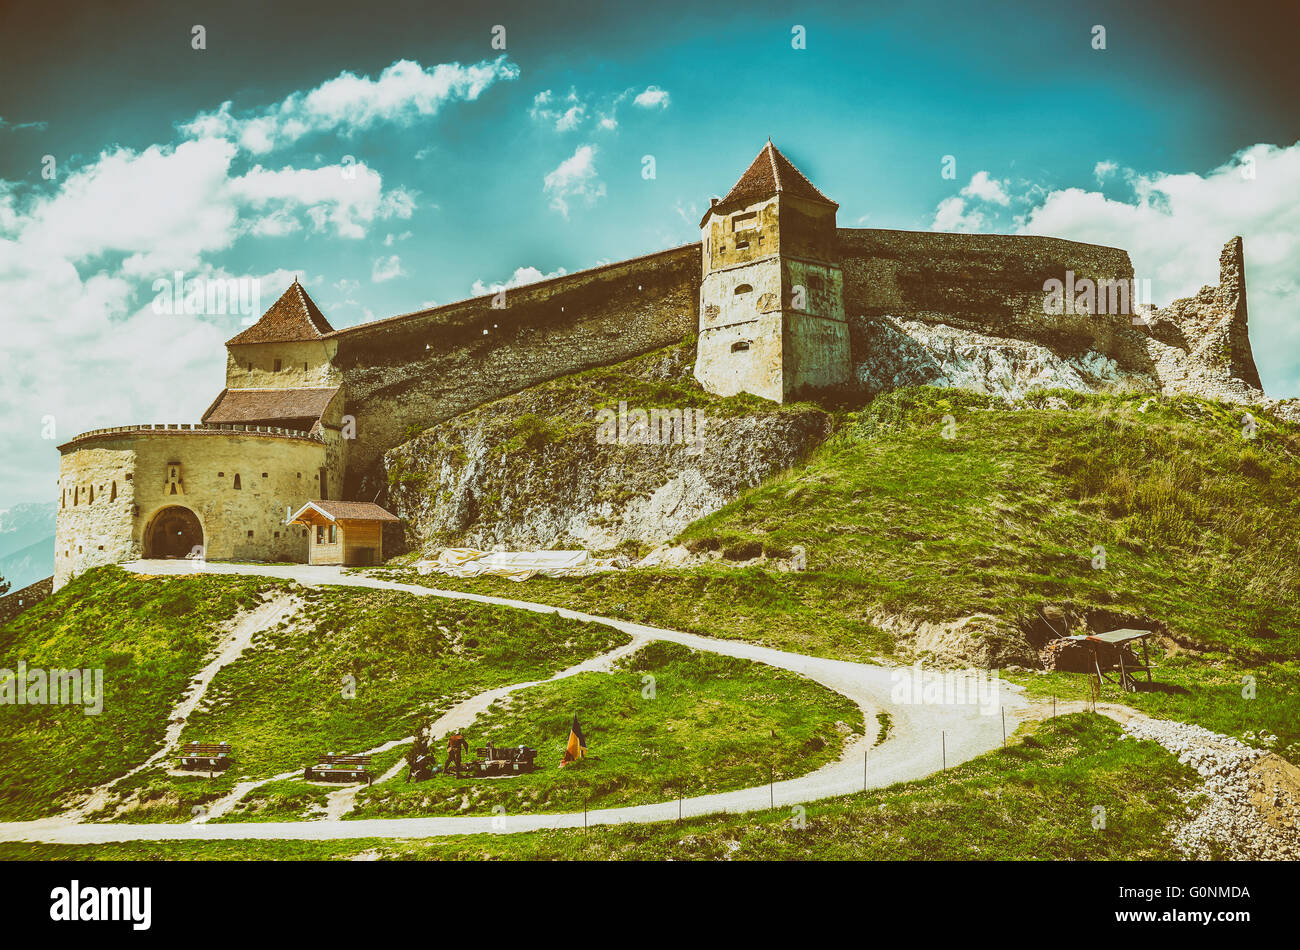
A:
1122;717;1299;860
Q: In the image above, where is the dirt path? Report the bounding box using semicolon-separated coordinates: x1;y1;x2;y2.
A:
0;561;1028;843
62;591;303;821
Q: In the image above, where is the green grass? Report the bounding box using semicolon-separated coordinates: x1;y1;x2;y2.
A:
375;386;1300;673
0;567;287;819
0;715;1198;861
348;641;862;818
176;586;629;779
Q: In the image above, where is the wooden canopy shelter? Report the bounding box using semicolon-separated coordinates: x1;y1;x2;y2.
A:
1073;628;1155;692
289;500;399;567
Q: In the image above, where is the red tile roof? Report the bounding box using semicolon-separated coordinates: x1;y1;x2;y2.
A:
702;141;838;225
290;500;401;523
201;387;339;425
227;280;334;346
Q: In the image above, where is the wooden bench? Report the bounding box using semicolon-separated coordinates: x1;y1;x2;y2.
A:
178;741;232;774
304;754;373;784
467;744;539;776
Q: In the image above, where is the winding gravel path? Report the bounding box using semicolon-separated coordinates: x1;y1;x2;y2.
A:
0;561;1029;843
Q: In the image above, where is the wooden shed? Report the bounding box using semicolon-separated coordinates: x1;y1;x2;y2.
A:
288;500;400;567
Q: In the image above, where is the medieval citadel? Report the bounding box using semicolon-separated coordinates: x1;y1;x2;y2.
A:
54;142;1270;587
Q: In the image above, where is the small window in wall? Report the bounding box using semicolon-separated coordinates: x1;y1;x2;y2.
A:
303;362;308;371
218;472;224;477
61;489;65;509
247;530;254;538
124;473;132;481
262;472;268;478
316;525;325;544
274;359;282;372
731;341;751;352
735;241;750;251
110;481;117;502
328;525;337;543
318;468;328;499
734;284;753;295
247;362;253;371
88;485;94;503
274;531;280;539
165;463;183;496
233;474;242;490
732;211;757;231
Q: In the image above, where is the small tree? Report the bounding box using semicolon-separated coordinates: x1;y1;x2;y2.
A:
0;571;9;598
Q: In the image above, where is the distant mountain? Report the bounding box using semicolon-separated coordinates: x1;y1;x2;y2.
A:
0;502;56;590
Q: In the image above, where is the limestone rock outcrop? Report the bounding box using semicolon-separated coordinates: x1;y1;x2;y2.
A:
381;347;831;555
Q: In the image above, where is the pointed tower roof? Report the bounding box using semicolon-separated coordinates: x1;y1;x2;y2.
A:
703;141;838;225
226;279;334;346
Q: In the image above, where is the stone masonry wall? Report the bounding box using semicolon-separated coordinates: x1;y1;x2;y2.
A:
837;227;1144;363
55;429;330;587
334;243;702;495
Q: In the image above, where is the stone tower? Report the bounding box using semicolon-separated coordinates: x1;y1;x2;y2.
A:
695;141;851;402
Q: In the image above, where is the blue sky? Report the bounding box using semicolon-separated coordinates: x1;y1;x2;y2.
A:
0;0;1298;506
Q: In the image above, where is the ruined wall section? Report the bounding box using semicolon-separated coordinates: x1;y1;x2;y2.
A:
1138;237;1265;403
333;244;701;495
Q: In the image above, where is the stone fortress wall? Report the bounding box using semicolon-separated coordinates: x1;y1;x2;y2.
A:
53;185;1272;587
331;243;702;495
336;224;1241;493
54;426;332;587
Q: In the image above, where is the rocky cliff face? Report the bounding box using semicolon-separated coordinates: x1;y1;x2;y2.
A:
851;315;1151;398
381;345;831;556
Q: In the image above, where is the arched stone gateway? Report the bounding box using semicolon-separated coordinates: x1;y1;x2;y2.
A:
144;506;204;559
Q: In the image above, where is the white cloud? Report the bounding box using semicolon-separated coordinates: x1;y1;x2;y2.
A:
543;144;606;217
931;195;985;232
229;163;415;240
21;139;241;276
530;89;588;132
181;57;520;154
530;84;667;133
471;265;567;296
961;170;1011;205
1093;160;1119;183
633;86;671;109
371;254;405;282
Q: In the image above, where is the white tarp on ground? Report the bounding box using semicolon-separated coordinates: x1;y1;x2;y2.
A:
415;548;620;582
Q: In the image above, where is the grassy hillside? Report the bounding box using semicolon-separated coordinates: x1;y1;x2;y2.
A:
350;641;863;818
177;586;628;778
0;567;287;819
379;387;1300;757
0;715;1199;861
